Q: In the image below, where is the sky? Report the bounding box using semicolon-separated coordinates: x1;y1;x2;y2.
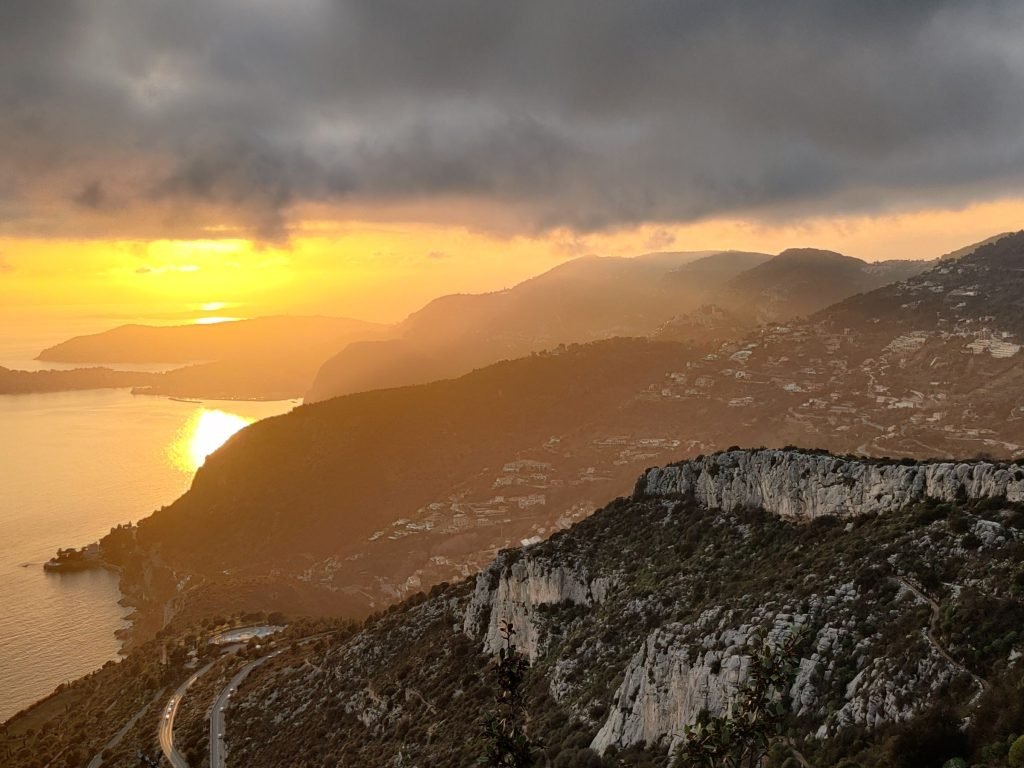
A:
2;1;1024;323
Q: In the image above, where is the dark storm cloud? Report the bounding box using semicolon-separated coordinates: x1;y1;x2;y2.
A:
2;0;1024;238
73;181;108;210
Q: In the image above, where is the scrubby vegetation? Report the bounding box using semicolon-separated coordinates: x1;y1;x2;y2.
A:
221;485;1023;767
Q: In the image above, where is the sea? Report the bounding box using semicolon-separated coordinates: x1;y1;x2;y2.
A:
0;311;293;722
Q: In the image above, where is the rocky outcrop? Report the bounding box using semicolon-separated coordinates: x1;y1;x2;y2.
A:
464;554;612;660
591;591;959;754
591;610;809;754
592;620;750;753
638;449;1024;520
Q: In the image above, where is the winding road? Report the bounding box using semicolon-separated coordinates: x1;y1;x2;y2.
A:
209;651;281;768
158;630;328;767
158;661;216;768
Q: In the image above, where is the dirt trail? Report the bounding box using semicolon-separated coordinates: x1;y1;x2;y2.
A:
896;577;987;701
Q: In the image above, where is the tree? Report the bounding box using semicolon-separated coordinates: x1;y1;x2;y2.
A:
483;620;539;767
673;629;804;768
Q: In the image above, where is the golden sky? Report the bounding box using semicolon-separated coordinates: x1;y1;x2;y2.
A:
4;2;1024;329
1;197;1021;326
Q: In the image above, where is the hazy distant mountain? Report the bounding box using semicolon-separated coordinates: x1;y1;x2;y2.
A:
39;315;388;363
35;315;391;400
306;250;771;402
399;251;718;343
718;247;931;322
307;247;934;403
672;249;773;287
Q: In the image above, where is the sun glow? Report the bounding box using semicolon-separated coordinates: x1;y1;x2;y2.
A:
5;197;1024;322
168;408;255;473
193;316;240;325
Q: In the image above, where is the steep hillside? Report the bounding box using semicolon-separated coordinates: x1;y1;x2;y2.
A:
704;231;1024;458
822;231;1024;337
218;450;1024;767
134;339;709;609
651;304;752;348
305;251;766;402
937;232;1012;261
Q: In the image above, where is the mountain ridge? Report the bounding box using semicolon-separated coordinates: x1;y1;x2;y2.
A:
220;448;1024;766
305;246;928;402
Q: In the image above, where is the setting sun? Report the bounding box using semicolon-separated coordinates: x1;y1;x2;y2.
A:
193;316;241;325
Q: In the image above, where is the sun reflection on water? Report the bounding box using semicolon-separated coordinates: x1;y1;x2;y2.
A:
168;408;255;473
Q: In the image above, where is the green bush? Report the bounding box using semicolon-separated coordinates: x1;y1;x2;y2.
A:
1009;734;1024;767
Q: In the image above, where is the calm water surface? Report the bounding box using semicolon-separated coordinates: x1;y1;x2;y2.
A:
0;389;292;722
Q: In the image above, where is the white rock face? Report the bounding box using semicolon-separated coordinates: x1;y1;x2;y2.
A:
639;450;1024;520
591;613;804;754
463;450;1021;754
463;556;611;660
591;627;747;753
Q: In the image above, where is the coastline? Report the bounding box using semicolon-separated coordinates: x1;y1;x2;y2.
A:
0;387;293;727
44;535;171;655
43;543;119;575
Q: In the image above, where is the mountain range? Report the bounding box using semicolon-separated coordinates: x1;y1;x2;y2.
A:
99;232;1024;643
20;244;931;402
305;247;930;401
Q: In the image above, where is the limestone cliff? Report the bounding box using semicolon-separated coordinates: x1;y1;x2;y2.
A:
464;553;613;660
638;449;1024;519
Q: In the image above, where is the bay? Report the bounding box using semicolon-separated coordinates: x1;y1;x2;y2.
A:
0;388;292;722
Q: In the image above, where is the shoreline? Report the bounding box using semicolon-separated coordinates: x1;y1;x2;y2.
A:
42;559;120;574
42;542;120;575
